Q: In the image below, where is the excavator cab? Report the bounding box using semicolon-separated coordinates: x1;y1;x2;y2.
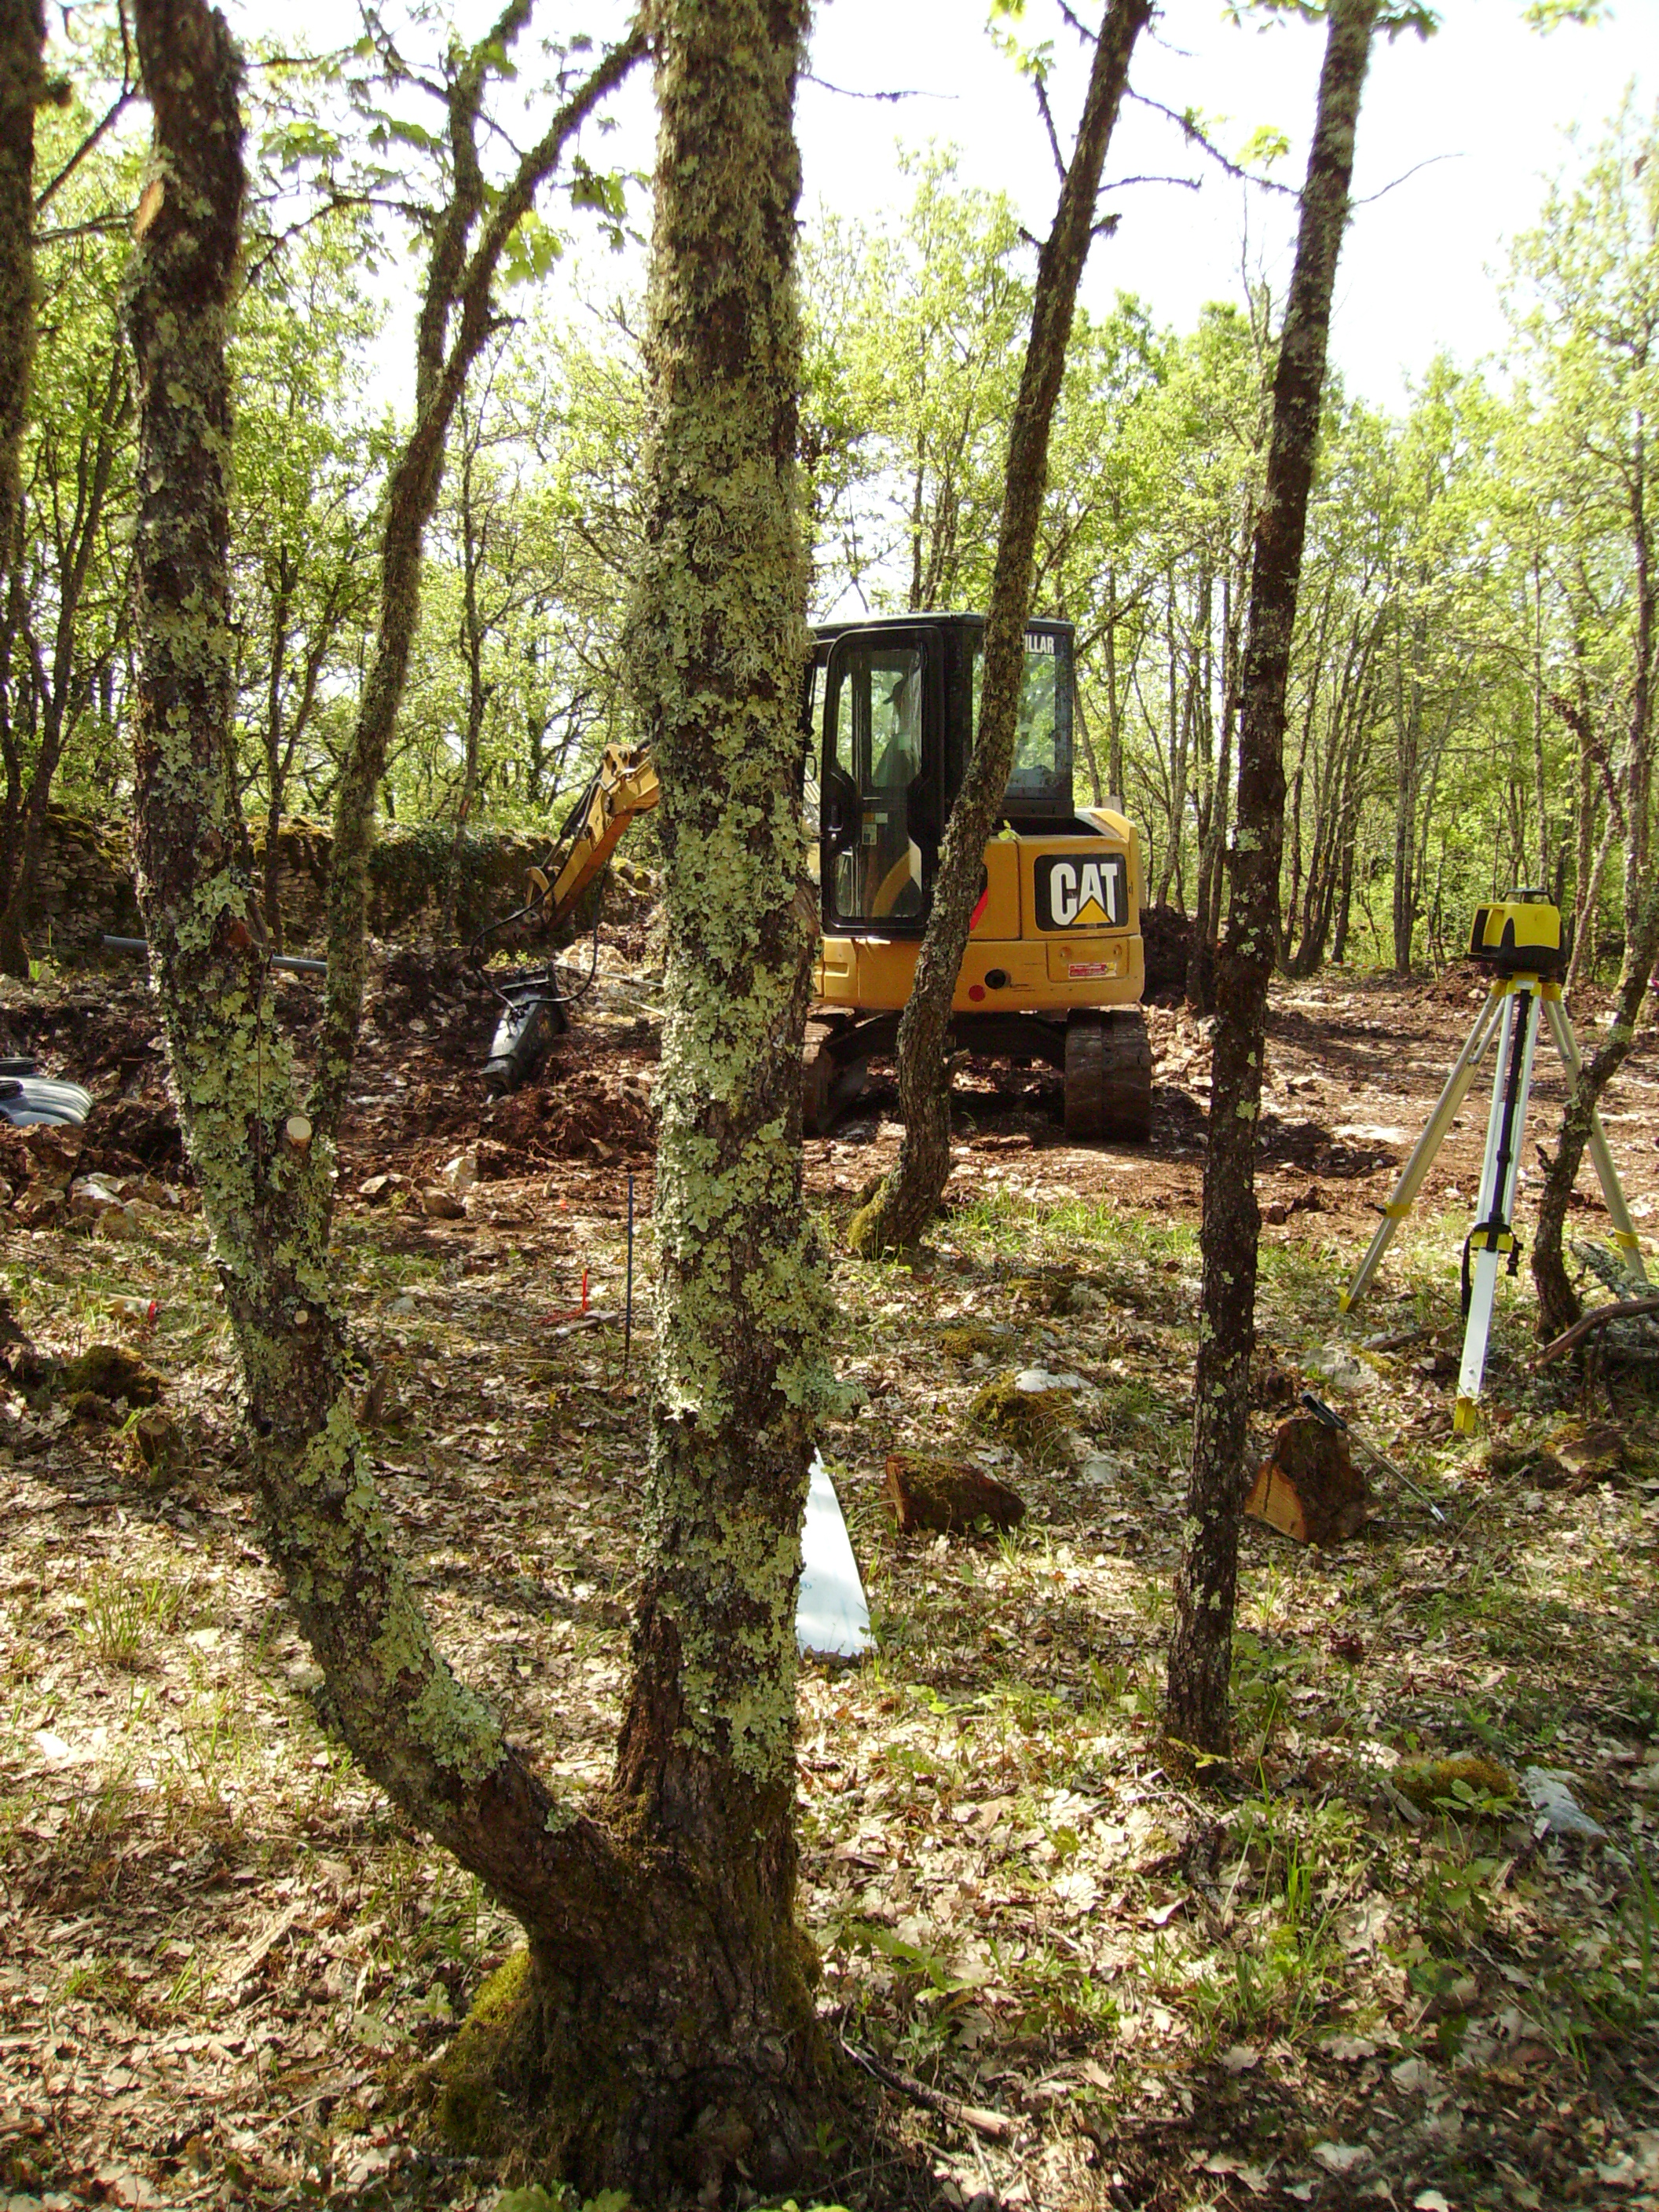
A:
803;613;1151;1139
809;615;1075;935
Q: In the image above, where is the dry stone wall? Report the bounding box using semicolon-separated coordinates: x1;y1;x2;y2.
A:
30;807;573;959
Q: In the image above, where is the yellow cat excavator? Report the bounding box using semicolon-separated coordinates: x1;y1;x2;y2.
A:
479;612;1152;1141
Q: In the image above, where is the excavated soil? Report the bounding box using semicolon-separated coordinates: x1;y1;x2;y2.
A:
9;943;1654;1243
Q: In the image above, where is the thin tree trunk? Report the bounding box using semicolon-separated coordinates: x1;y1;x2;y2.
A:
1392;601;1426;976
1566;803;1615;999
1624;423;1654;918
1186;567;1218;1009
1166;0;1378;1757
444;452;489;942
1533;868;1659;1339
1533;550;1551;891
0;2;46;574
1105;564;1126;799
1536;423;1658;1339
0;355;131;978
848;0;1151;1256
309;10;646;1140
1156;570;1183;905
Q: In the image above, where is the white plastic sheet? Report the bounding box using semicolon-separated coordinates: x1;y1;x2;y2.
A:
796;1452;875;1661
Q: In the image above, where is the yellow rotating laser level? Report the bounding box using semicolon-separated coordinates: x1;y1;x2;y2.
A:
1339;893;1647;1431
1467;889;1566;976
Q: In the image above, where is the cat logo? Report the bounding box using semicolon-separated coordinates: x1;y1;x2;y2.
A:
1035;852;1125;932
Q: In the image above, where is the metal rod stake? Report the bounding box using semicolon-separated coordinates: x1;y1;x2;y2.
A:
624;1173;635;1375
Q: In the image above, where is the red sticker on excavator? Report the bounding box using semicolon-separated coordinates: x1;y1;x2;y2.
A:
969;865;991;934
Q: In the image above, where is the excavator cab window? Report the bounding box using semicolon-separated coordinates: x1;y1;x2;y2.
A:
809;613;1078;936
820;632;934;935
964;625;1075;825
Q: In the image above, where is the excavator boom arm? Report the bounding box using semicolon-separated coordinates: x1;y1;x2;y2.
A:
540;742;659;932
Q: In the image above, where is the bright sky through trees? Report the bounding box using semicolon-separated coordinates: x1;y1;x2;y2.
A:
229;0;1656;410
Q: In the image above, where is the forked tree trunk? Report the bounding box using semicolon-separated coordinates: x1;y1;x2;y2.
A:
129;0;829;2195
1166;0;1379;1757
848;0;1150;1257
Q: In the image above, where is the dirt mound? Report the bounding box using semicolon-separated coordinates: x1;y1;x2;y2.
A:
81;1095;185;1174
477;1064;656;1166
1141;902;1210;1002
1;980;165;1080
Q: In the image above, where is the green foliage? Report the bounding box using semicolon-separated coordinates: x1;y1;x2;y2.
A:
16;27;1656;999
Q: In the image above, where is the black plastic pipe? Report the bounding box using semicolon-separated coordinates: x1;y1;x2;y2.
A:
101;933;327;976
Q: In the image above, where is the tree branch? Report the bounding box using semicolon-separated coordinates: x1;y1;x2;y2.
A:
1128;89;1298;197
1535;1295;1659;1368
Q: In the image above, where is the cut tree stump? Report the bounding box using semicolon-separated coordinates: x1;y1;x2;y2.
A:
1243;1412;1368;1546
884;1452;1026;1535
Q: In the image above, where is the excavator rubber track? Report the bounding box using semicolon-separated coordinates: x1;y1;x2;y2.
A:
1064;1007;1152;1143
802;1020;873;1137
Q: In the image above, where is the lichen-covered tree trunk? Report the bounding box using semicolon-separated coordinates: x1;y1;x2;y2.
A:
129;0;834;2195
1166;0;1379;1757
1533;868;1659;1339
0;0;44;574
125;0;595;1902
0;0;49;980
585;0;835;2180
848;0;1149;1257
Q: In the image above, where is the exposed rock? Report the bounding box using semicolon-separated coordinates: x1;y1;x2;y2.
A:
969;1374;1074;1465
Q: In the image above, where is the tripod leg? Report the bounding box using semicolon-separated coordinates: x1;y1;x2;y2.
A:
1341;983;1504;1313
1456;981;1543;1431
1540;987;1650;1287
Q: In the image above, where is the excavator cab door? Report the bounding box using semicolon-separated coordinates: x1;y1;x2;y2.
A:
819;628;937;936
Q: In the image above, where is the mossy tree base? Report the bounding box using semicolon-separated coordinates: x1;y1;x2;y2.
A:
427;1898;830;2201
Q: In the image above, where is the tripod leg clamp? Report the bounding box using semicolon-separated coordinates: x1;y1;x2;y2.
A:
1461;1223;1519;1317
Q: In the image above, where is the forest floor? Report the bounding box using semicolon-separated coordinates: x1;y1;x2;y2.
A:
0;943;1656;2212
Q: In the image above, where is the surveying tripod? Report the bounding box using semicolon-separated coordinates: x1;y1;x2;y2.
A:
1340;895;1649;1433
